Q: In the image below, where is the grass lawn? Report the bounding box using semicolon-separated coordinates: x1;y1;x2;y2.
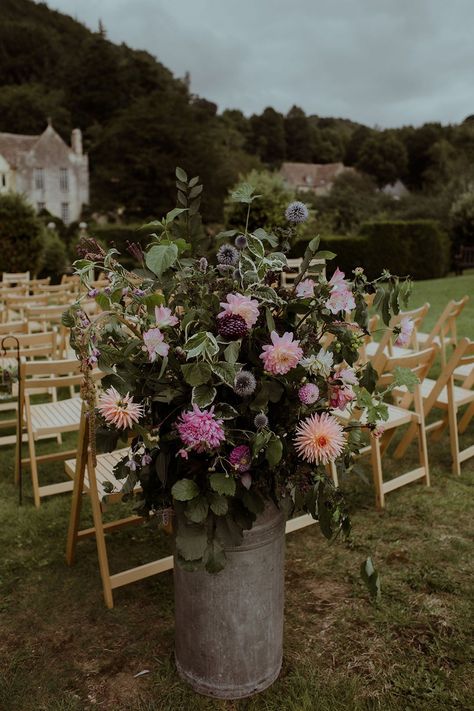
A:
0;273;473;711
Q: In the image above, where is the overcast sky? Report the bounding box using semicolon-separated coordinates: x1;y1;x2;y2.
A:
45;0;474;127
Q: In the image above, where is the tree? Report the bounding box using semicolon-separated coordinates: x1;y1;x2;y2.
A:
357;132;408;187
248;107;286;166
0;83;71;136
450;189;474;247
284;106;313;163
0;193;45;273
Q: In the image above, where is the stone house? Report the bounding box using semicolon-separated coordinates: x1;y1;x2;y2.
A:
280;161;355;195
0;122;89;224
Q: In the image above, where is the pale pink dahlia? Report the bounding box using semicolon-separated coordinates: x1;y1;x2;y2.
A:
143;327;169;362
154;305;179;328
229;445;251;472
326;267;356;315
296;278;315;298
97;387;143;430
217;293;260;328
298;383;320;405
176;405;225;453
395;317;414;346
260;331;303;375
294;412;345;465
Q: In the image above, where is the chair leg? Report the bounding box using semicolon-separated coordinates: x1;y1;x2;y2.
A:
371;437;384;510
431;414;448;441
417;420;430;487
87;452;114;609
27;432;41;509
459;402;474;434
447;396;461;476
66;454;87;566
394;421;417;459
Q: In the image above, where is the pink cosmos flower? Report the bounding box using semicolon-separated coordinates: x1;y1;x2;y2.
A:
143;327;169;362
296;278;315;298
395;317;414;347
176;405;225;453
294;412;345;465
229;445;251;472
97;387;143;430
260;331;303;375
155;305;179;328
218;293;260;328
326;267;356;314
298;383;320;405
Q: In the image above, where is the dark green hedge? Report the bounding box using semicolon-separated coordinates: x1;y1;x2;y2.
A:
291;220;450;281
0;193;45;274
359;219;451;280
91;224;152;268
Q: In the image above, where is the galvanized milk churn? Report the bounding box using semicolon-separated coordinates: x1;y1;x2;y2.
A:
174;502;286;699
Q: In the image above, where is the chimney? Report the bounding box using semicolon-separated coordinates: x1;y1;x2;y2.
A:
71;128;83;155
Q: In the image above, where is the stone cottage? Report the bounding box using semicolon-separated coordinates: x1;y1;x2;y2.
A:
0;122;89;224
280;161;355;195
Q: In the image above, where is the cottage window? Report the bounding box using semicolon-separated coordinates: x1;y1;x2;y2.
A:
61;202;70;224
60;168;69;192
34;167;44;190
0;174;6;189
37;202;46;212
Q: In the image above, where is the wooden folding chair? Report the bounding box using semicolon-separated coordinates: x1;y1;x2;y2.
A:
393;338;474;476
416;297;469;366
336;347;436;508
16;358;85;507
4;294;49;323
0;330;60;442
365;303;430;371
66;409;174;608
26;305;71;357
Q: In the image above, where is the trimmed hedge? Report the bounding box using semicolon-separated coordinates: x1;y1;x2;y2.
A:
91;224;152;268
291;220;450;281
359;220;451;280
0;193;45;274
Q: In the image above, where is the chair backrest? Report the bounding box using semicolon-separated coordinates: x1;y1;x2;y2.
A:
20;358;84;391
27;277;51;290
377;345;438;412
2;271;30;285
1;330;58;360
424;338;474;412
370;303;430;370
0;320;29;336
424;296;469;353
281;258;325;288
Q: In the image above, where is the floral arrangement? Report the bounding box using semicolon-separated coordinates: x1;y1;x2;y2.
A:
65;169;412;573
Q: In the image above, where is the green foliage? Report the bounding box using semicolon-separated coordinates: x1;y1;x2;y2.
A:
450;188;474;248
37;228;69;282
357;132;409;188
0;192;45;273
359;220;451;280
224;169;295;232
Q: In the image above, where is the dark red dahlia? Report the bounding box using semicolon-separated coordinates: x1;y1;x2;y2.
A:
217;314;248;340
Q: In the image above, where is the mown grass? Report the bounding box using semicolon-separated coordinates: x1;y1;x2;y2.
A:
0;273;473;711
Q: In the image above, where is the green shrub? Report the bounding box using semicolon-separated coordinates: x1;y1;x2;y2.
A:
37;229;69;283
224;170;295;233
450;188;474;249
0;193;45;274
291;220;450;281
359;219;450;280
291;234;369;278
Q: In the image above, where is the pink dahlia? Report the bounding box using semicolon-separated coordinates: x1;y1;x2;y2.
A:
229;444;251;472
296;278;315;298
97;386;143;430
260;331;303;375
143;327;169;362
294;412;345;465
217;293;260;328
298;383;320;405
176;405;225;453
154;305;179;328
395;317;414;346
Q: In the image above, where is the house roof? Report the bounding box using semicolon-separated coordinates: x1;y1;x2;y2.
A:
280;161;354;189
0;132;40;167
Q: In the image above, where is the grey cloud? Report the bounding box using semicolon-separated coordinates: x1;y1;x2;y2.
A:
45;0;474;126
